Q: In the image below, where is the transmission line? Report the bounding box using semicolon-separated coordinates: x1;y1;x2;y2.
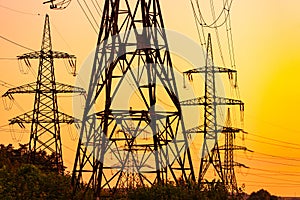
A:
192;0;233;28
0;80;15;87
252;151;300;162
0;4;41;16
0;35;35;51
240;136;300;150
238;171;300;184
238;179;300;187
247;132;300;147
0;58;17;60
238;155;300;167
77;0;99;34
250;167;300;176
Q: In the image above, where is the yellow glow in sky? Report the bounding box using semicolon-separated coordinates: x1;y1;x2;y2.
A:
1;0;300;197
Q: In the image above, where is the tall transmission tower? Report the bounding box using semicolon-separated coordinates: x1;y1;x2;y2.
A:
2;14;85;172
220;108;249;195
181;33;244;187
72;0;194;198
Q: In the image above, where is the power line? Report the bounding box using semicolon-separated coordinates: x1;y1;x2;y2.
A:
0;58;17;60
63;143;76;153
244;184;300;188
238;155;300;167
247;132;300;147
90;0;102;16
193;0;233;28
241;136;300;150
0;83;10;88
81;0;100;26
0;80;15;88
0;124;10;129
238;179;300;187
50;22;74;53
190;0;206;59
0;35;35;51
0;4;41;16
77;0;98;34
250;167;300;177
246;113;300;134
238;171;300;184
236;149;300;163
209;0;226;66
252;151;300;162
242;153;300;164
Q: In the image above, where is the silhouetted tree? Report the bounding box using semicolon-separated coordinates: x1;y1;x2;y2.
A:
0;144;83;199
247;189;279;200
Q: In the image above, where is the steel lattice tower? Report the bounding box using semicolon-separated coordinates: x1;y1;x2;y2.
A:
2;14;85;172
72;0;195;198
219;108;248;195
181;33;244;186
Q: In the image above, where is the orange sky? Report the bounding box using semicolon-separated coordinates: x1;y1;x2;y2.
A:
1;0;300;197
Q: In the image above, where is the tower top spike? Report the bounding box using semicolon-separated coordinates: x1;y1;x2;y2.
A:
206;33;214;67
41;14;52;51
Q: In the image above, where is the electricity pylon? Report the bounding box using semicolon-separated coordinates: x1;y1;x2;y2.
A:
72;0;194;198
219;108;249;195
2;14;85;173
181;33;244;186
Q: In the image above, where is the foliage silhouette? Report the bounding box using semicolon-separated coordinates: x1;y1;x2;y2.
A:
0;144;278;200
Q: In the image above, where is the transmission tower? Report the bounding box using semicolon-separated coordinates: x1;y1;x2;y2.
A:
2;14;85;172
219;108;249;195
181;33;244;186
72;0;195;198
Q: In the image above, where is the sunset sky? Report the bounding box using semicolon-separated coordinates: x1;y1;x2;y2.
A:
1;0;300;197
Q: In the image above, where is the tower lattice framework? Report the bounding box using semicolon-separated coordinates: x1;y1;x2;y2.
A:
72;0;195;198
220;108;248;194
2;14;85;172
181;33;244;186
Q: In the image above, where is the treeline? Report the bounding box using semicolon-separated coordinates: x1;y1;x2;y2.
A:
0;144;279;200
0;144;78;199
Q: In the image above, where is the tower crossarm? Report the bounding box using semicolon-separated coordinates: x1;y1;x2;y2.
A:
2;82;37;97
8;111;32;127
186;125;242;134
180;96;244;110
180;96;206;106
57;111;80;124
17;51;41;60
2;82;85;97
9;110;80;126
52;51;76;60
218;145;248;151
185;125;205;134
183;66;237;74
233;162;249;168
18;51;75;60
17;51;76;76
222;162;249;168
55;82;86;94
234;162;248;168
221;126;242;133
